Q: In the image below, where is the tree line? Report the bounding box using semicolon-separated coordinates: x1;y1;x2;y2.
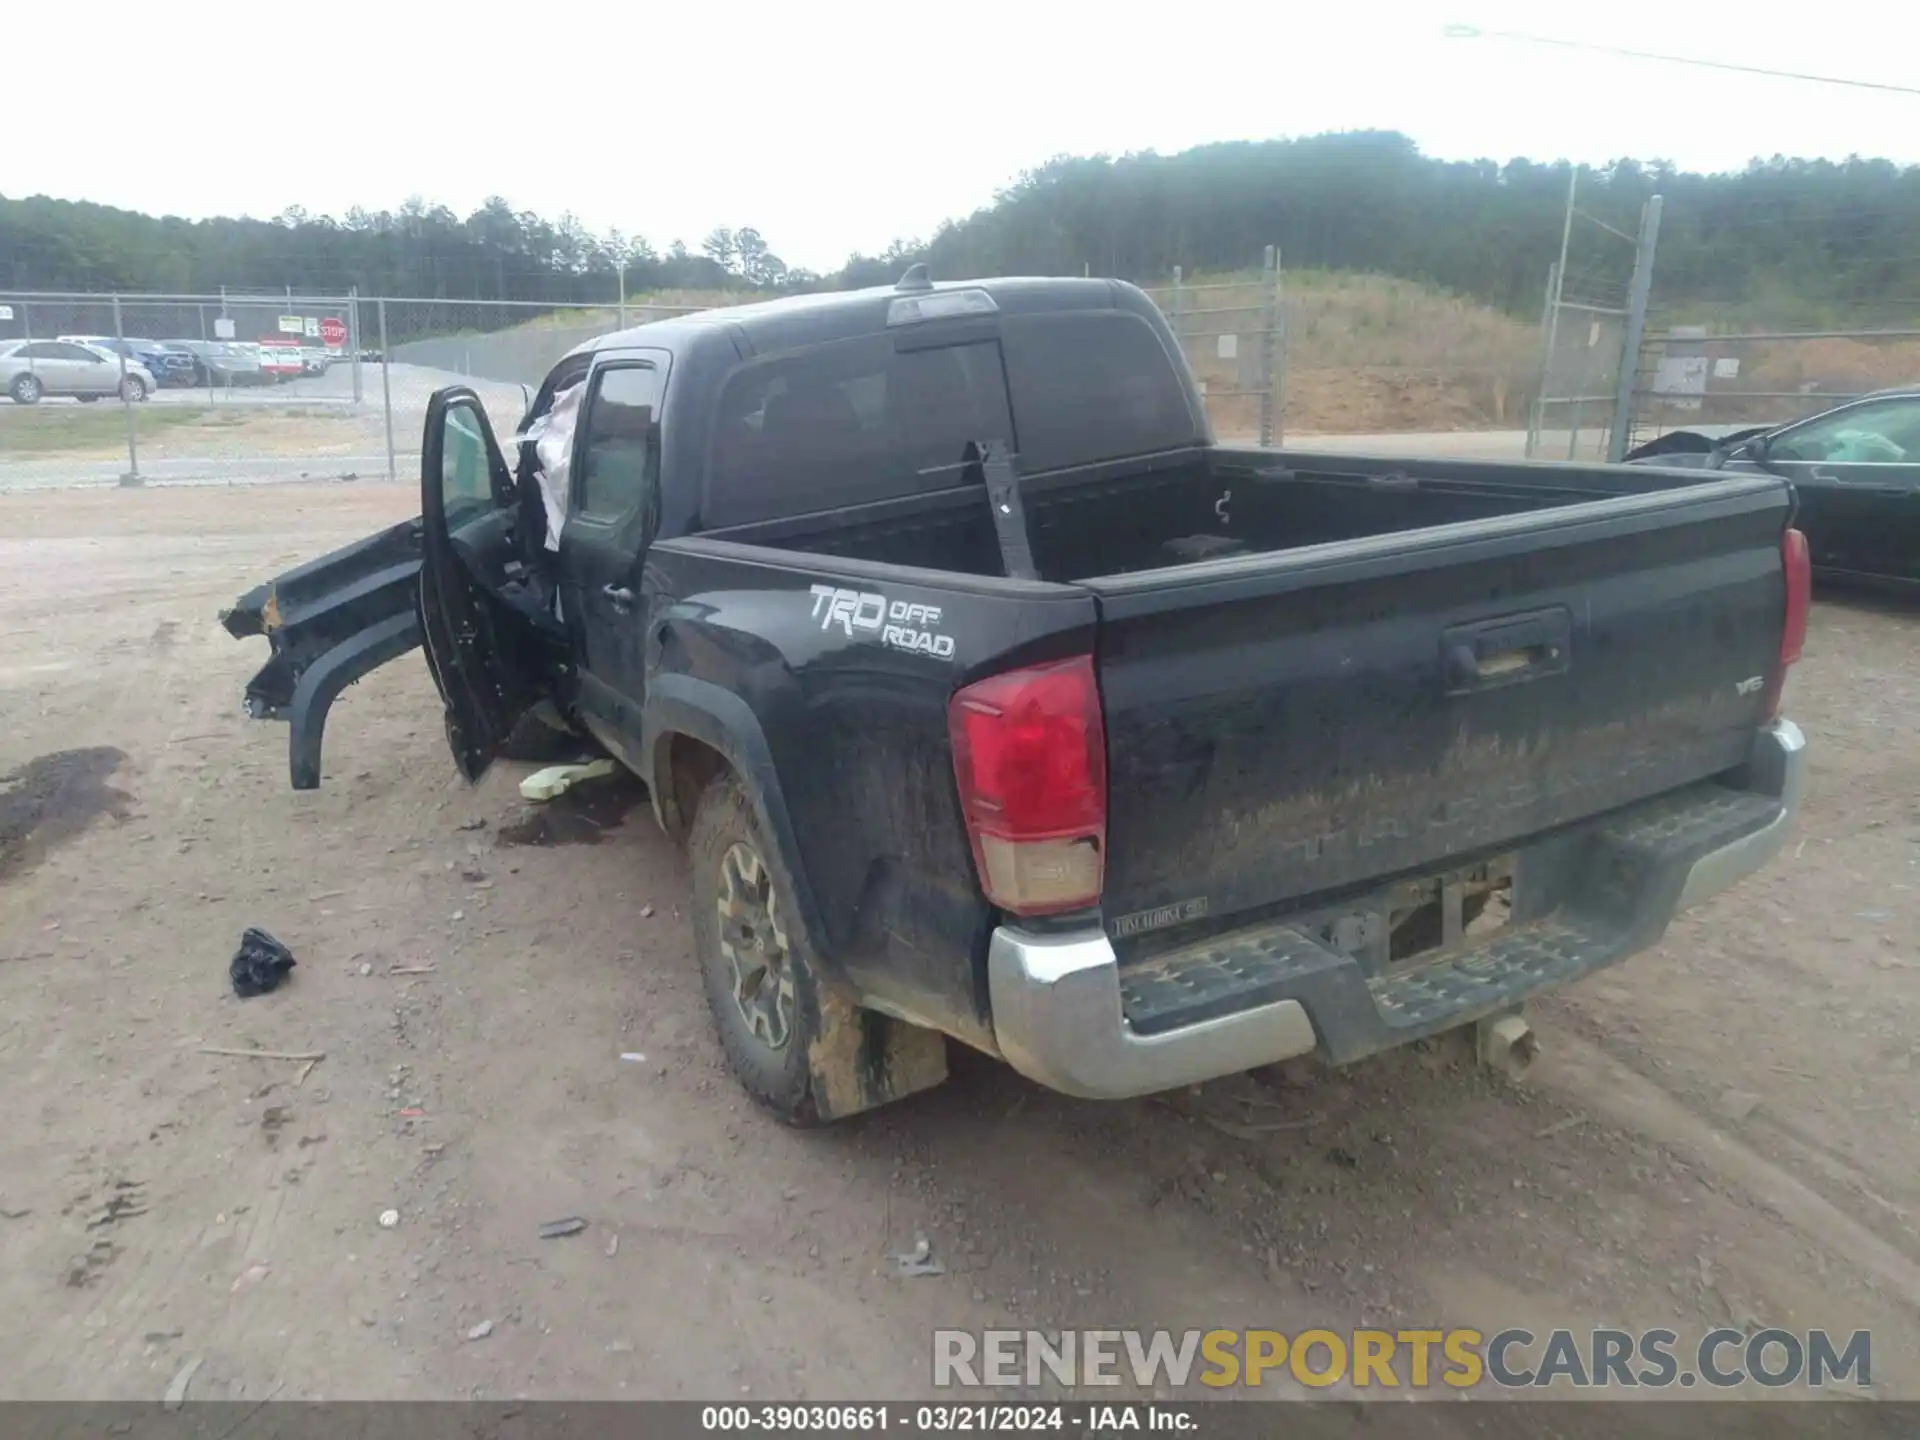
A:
0;195;816;304
909;132;1920;322
6;131;1917;325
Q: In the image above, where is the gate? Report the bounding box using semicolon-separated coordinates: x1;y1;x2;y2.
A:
1525;172;1663;462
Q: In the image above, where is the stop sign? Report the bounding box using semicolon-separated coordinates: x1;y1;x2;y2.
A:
319;317;348;348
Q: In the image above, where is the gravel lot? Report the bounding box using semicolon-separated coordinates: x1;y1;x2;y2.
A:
0;480;1916;1414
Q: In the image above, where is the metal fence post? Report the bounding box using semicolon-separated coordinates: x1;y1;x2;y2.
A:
348;285;364;405
1272;247;1287;447
1606;194;1664;463
1257;244;1279;447
1171;265;1185;343
618;266;628;330
112;294;140;485
378;299;396;483
1525;261;1560;459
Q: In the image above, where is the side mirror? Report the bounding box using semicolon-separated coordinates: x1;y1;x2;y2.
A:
1712;432;1769;469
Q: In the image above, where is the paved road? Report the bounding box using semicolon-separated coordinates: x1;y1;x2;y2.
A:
0;452;397;490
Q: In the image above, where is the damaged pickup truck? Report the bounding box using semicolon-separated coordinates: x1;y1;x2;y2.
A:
225;270;1810;1123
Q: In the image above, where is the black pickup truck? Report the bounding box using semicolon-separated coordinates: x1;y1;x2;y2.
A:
225;271;1810;1123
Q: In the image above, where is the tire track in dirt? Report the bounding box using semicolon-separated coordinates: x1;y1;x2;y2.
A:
1538;1026;1920;1310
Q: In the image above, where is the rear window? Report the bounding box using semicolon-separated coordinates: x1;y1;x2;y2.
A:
1000;311;1197;472
706;335;1014;527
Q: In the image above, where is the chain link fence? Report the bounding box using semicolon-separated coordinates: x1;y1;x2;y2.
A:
0;292;717;489
1624;209;1920;452
1148;248;1570;451
1143;252;1284;444
0;268;1644;489
0;290;379;486
1522;180;1662;463
37;218;1912;493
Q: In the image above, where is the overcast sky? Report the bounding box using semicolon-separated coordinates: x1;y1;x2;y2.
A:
8;1;1916;272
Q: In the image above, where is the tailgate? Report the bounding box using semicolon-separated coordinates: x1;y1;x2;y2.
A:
1085;476;1792;938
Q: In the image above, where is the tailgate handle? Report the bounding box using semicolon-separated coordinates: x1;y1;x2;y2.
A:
1441;608;1572;693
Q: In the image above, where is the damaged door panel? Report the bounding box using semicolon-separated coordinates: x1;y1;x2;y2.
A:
417;387;547;783
227;388;552;790
220;518;424;790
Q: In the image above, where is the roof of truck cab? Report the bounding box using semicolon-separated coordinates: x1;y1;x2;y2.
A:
569;276;1146;362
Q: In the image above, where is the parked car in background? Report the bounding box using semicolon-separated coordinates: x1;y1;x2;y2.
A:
59;335;198;388
0;339;154;403
1626;388;1920;591
255;342;305;383
165;341;265;387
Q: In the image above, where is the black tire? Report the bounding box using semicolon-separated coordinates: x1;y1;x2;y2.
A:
119;375;148;402
689;771;829;1123
9;374;42;405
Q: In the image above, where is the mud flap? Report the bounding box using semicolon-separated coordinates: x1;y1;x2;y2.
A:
805;989;950;1122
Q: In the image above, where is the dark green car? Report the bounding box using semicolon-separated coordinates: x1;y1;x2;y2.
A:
1628;389;1920;590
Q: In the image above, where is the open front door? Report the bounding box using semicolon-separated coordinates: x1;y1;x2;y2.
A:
419;386;544;782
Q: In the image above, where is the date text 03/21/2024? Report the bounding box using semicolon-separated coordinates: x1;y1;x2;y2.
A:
700;1405;1185;1432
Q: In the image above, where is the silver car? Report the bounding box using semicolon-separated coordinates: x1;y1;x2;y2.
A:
0;339;156;404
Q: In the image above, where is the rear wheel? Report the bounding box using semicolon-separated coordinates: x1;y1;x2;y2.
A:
120;375;148;402
9;374;42;405
690;773;823;1122
685;770;950;1122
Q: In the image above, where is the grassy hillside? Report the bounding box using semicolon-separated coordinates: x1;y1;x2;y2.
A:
451;273;1920;438
1143;269;1541;434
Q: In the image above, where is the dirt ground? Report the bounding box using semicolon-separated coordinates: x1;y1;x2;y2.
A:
1;479;1917;1410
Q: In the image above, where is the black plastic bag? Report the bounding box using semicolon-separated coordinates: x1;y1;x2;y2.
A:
230;928;296;998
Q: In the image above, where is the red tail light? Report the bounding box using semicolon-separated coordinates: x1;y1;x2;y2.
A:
948;656;1106;916
1765;527;1810;720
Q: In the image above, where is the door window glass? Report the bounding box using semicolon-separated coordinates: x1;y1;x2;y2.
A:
440;401;497;527
999;311;1198;471
577;364;663;521
1772;398;1920;464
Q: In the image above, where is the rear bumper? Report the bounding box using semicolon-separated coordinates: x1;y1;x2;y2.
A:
987;719;1805;1100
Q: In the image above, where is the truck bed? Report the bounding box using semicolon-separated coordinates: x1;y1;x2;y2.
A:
683;444;1793;986
704;445;1722;584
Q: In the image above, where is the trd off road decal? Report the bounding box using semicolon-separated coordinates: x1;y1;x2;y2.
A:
808;584;956;659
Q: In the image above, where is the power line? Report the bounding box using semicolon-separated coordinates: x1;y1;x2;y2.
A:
1442;25;1920;97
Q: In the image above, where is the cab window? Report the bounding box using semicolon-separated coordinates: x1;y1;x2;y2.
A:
576;364;664;523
